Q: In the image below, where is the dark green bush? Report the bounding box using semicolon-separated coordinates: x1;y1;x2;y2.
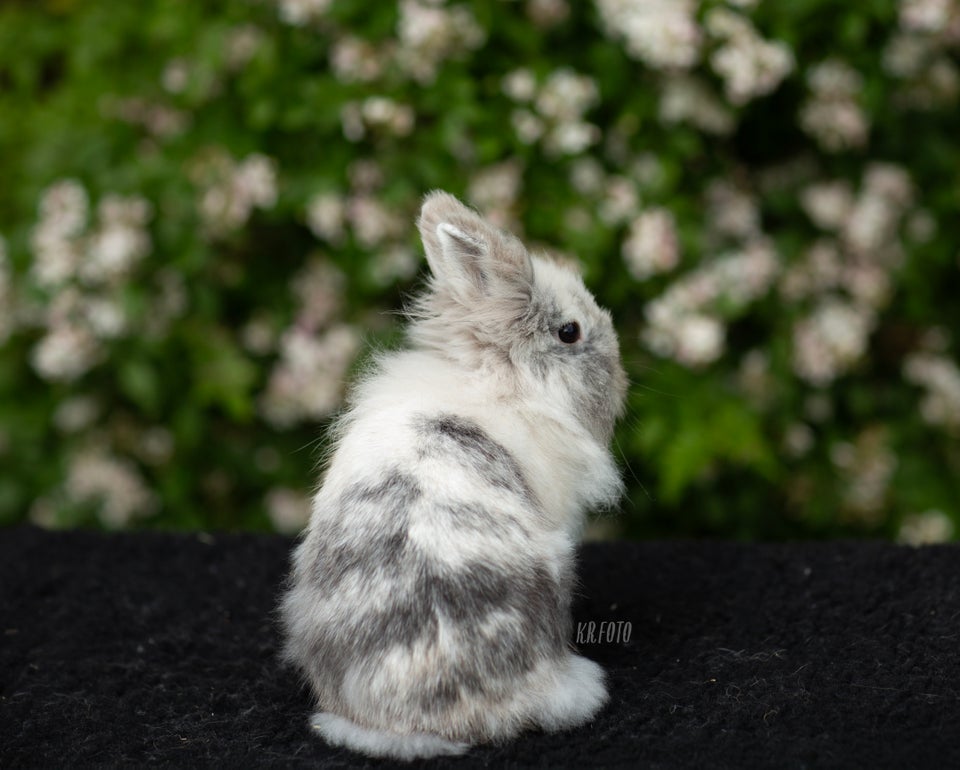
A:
1;0;957;541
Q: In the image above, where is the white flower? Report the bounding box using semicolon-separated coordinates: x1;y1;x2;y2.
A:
515;69;602;156
673;314;725;366
711;240;781;305
631;153;667;190
31;323;104;382
30;180;89;289
802;100;870;153
545;120;601;155
780;239;844;301
843;164;913;256
808;57;864;98
510;109;545;144
536;69;599;121
659;75;735;135
0;236;12;344
904;352;960;433
340;98;416;141
596;0;702;70
526;0;570;27
792;299;875;386
371;244;420;286
38;179;89;237
339;102;365;142
788;166;913;313
347;160;384;192
893;54;960;109
843;263;892;309
82;197;153;285
707;9;794;105
863;163;913;206
330;36;384;84
104;98;190;139
234;154;278;209
900;0;955;33
800;59;869;151
705;180;760;239
346;195;404;248
569;158;606;196
898;510;955;545
306;192;346;243
30;227;80;289
831;427;897;523
642;240;779;367
800;180;855;231
196;152;277;236
265;487;313;534
366;97;416;135
502;69;538;102
468;160;524;230
162;58;190;94
66;445;159;528
260;325;361;427
83;296;127;339
53;395;101;433
292;259;344;330
395;0;485;84
225;25;265;70
276;0;332;26
623;208;679;280
598;177;639;225
882;33;929;78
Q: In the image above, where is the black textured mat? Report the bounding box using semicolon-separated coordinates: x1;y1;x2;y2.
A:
2;526;959;768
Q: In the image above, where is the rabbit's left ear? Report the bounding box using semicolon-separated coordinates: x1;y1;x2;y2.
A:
418;191;532;299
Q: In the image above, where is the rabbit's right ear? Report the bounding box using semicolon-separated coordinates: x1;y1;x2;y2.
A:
417;191;532;302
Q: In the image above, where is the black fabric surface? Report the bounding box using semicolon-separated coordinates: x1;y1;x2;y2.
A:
2;525;959;768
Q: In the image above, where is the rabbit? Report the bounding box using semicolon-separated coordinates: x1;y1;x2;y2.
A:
280;191;627;760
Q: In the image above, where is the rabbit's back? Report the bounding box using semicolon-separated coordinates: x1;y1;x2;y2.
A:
282;397;575;740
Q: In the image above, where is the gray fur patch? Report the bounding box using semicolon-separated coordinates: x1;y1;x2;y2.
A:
340;471;422;509
342;558;569;704
437;500;530;539
299;517;568;716
417;414;536;504
309;470;420;591
290;454;567;725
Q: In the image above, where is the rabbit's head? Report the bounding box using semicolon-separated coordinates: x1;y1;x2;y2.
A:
410;191;626;443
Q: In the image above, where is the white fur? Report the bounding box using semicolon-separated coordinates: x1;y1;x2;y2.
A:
317;350;621;538
533;654;609;731
282;192;625;760
310;712;469;761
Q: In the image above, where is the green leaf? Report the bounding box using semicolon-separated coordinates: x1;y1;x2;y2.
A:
188;327;258;422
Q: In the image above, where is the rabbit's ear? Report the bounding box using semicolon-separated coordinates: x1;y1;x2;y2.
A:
418;191;532;298
434;220;487;290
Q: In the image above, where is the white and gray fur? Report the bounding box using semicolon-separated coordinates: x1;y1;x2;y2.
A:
280;191;627;760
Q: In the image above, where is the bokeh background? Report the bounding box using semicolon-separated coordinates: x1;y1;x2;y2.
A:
1;0;958;541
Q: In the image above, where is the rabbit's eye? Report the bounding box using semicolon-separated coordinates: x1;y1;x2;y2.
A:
558;322;581;344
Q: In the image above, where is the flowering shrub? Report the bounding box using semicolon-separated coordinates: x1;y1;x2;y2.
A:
0;0;958;541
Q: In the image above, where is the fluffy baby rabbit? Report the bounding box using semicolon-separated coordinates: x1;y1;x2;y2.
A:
280;191;627;760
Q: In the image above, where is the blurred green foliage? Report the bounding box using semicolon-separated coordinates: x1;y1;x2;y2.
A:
0;0;958;540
